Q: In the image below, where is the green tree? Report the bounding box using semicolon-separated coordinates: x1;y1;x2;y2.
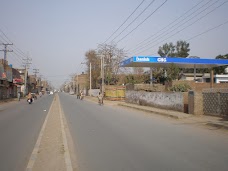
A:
158;40;190;57
175;40;190;57
166;63;180;82
213;54;228;74
158;42;175;57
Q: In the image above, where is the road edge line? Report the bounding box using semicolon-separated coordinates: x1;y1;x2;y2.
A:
26;95;56;171
57;94;73;171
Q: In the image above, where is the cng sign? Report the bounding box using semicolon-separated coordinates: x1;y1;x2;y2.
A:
157;58;167;62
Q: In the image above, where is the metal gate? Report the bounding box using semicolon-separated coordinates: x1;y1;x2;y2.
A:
203;88;228;116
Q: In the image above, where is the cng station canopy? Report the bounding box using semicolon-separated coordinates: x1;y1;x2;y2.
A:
120;56;228;69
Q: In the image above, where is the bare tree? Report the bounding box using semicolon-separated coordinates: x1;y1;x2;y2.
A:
97;43;126;85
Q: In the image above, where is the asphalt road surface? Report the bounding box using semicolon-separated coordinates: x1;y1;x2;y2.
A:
59;93;228;171
0;94;53;171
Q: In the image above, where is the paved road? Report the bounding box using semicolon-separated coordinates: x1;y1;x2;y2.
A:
0;95;54;171
59;93;228;171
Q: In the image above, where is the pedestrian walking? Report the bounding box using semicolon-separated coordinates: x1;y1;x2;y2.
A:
17;92;21;101
39;91;42;97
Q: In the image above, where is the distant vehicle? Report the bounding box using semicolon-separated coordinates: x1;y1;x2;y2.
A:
50;91;54;95
27;99;32;104
69;91;74;95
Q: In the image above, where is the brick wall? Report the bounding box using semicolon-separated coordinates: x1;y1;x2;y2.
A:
126;90;184;112
133;84;166;92
172;80;228;92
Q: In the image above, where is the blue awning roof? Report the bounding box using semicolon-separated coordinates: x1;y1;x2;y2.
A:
120;56;228;68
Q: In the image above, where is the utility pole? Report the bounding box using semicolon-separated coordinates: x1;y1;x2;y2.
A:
0;43;13;71
101;54;104;95
23;55;32;96
33;68;39;77
33;68;39;92
77;74;78;95
81;62;92;96
69;73;75;93
0;43;13;61
90;62;91;96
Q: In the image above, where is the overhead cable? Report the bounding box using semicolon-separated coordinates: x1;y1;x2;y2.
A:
110;0;156;42
187;20;228;41
132;0;218;53
128;0;208;52
104;0;145;43
116;0;168;43
136;0;227;55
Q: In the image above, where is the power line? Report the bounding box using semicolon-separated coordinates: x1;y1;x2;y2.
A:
0;28;12;43
116;0;168;43
8;52;23;66
131;0;218;53
136;0;228;55
0;28;39;74
187;20;228;41
144;20;228;56
128;0;208;52
0;34;10;44
0;28;28;59
110;0;156;42
104;0;145;43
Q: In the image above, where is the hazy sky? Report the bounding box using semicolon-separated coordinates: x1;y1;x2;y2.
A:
0;0;227;88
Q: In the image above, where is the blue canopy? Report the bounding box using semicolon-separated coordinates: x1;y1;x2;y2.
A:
120;56;228;68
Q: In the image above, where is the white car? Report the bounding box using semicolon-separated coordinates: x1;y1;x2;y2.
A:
50;91;54;95
69;91;74;95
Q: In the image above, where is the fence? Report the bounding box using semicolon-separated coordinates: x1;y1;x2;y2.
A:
203;88;228;116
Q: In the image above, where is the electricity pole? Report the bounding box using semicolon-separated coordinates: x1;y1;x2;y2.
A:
81;62;92;96
90;62;91;96
33;68;39;91
0;43;13;70
0;43;13;61
33;68;39;77
23;55;32;96
101;54;104;95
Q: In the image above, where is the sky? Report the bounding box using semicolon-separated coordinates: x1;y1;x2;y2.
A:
0;0;227;88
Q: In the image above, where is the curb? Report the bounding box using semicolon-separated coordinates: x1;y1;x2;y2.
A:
118;103;187;119
206;122;228;130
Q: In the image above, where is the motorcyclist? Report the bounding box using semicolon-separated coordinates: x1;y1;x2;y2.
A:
80;91;84;100
27;92;33;103
97;92;103;105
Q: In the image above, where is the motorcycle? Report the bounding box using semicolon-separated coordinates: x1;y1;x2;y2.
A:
27;98;33;104
97;92;104;105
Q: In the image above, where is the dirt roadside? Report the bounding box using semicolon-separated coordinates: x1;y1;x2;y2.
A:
26;94;78;171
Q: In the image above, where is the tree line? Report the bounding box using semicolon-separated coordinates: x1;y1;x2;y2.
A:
83;40;227;88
